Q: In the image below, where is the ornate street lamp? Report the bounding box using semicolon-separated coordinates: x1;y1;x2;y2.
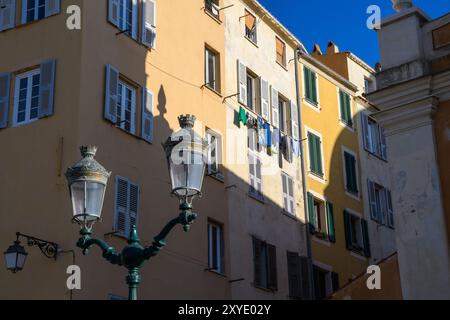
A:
65;115;208;300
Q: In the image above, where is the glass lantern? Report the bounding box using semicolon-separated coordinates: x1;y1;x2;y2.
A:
4;241;28;273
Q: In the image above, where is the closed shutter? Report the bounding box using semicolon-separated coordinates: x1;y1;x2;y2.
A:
260;79;269;120
344;152;357;193
367;180;378;222
361;113;371;152
287;175;294;214
255;157;262;195
115;177;129;236
104;64;119;124
282;174;288;211
237;60;247;105
252;237;262;287
386;189;394;228
0;73;11;129
326;201;335;243
141;88;154;143
309;133;323;176
331;272;340;292
361;219;371;257
339;90;352;126
0;0;15;31
343;210;352;250
307;192;315;233
287;252;301;299
38;59;56;118
249;153;256;192
271;87;279;128
304;67;311;102
311;71;317;104
380;127;387;160
128;182;140;235
142;0;156;48
108;0;120;27
339;90;346;122
130;0;138;39
291;101;299;140
312;265;320;300
299;256;312;300
45;0;60;17
267;244;277;290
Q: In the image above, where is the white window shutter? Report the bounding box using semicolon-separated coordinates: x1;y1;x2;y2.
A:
288;176;294;214
0;0;16;31
260;79;269;121
282;174;288;211
128;183;140;234
256;157;262;194
249;153;255;190
271;87;279;128
0;73;11;129
238;60;247;104
141;88;154;143
45;0;60;17
361;113;371;152
38;59;56;118
115;177;129;237
104;64;119;124
290;101;299;140
108;0;120;27
142;0;156;48
367;180;378;222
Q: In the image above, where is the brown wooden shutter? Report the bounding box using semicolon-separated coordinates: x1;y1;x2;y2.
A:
245;10;256;30
267;244;277;290
276;37;285;66
287;252;301;299
299;256;312;300
252;237;262;287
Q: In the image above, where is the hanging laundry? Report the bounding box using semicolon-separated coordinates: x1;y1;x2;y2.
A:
283;135;293;163
293;139;300;157
239;107;248;126
272;128;280;154
258;117;266;147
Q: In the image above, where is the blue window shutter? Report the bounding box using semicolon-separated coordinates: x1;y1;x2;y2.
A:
361;219;371;257
0;0;16;31
128;182;140;238
45;0;60;17
326;201;335;243
108;0;120;27
104;64;119;124
38;59;56;118
21;0;27;24
386;189;394;228
361;113;371;152
367;179;378;222
131;0;138;40
0;73;11;129
141;88;154;143
141;0;156;48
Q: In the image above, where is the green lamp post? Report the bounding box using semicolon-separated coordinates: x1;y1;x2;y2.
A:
65;115;208;300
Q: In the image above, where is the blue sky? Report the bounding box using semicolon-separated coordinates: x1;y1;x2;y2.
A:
257;0;449;67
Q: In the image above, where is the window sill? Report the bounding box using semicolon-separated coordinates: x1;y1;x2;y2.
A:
245;36;259;48
349;250;368;261
339;120;355;132
365;149;388;163
303;98;321;112
276;61;288;71
312;236;331;247
308;171;326;184
204;9;222;24
248;191;265;204
345;190;361;201
252;283;277;293
205;269;227;278
206;172;225;183
203;84;222;97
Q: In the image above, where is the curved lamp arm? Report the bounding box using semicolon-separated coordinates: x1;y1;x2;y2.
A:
77;233;122;266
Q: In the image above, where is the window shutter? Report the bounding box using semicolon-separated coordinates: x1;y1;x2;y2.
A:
361;113;371;152
309;134;323;176
104;64;119;124
299;256;312;300
38;59;56;118
326;201;335;243
308;132;316;173
0;0;15;31
20;0;26;24
0;73;11;129
344;152;357;193
237;60;247;105
282;174;288;211
252;237;262;287
307;192;316;233
304;67;311;101
312;265;320;300
141;88;154;143
128;182;140;236
343;210;352;250
108;0;120;27
267;244;277;290
142;0;156;48
287;252;301;299
386;189;394;228
345;94;352;126
260;79;269;121
256;157;262;195
339;90;345;122
220;227;225;273
288;176;294;214
131;0;138;40
45;0;60;17
271;87;279;128
361;219;371;257
331;272;340;292
290;101;299;140
380;127;387;160
115;177;129;237
367;180;378;222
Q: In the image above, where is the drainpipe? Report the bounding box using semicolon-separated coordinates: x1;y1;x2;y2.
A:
294;47;314;300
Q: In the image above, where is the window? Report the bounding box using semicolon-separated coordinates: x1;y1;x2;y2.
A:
307;192;335;242
117;80;136;134
253;237;277;290
278;96;291;136
339;90;352;127
108;0;138;40
249;153;262;200
0;0;16;32
22;0;60;24
344;211;370;257
208;221;224;273
114;176;140;238
205;47;220;92
368;180;394;228
205;0;220;20
364;78;373;94
276;37;286;67
362;113;387;160
246;71;258;111
244;10;257;43
307;131;323;177
312;266;339;300
287;252;311;300
343;150;358;195
304;67;318;106
13;69;40;126
282;173;295;215
206;129;222;176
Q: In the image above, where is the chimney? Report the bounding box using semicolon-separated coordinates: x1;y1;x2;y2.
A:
311;43;322;56
391;0;413;12
326;41;339;54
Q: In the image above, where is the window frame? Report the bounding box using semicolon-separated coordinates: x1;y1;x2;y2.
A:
207;220;225;274
116;79;137;135
23;0;46;23
342;147;360;198
245;70;258;112
253;237;277;291
13;68;41;127
204;0;220;20
206;129;222;177
306;127;325;181
338;88;353;129
302;66;320;109
204;46;220;93
275;36;287;68
282;172;295;215
244;9;257;44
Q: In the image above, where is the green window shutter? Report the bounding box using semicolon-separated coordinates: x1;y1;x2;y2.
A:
304;68;317;105
339;90;352;126
314;135;323;176
339;90;345;122
308;132;315;172
331;272;340;292
326;202;335;243
303;67;310;100
344;152;357;194
311;71;317;104
343;210;352;250
307;192;316;233
345;94;352;126
361;219;371;257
